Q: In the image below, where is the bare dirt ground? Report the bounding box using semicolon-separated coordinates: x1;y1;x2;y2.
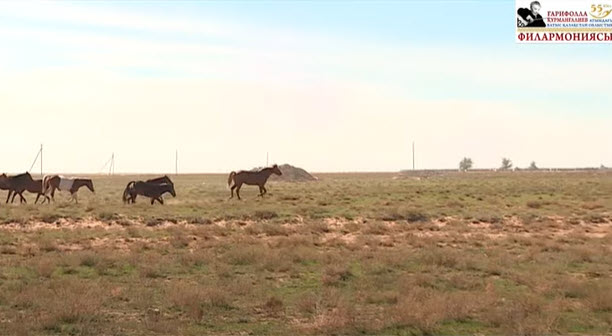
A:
2;215;609;249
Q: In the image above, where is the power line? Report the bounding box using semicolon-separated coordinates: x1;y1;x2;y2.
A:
28;144;43;176
100;153;115;174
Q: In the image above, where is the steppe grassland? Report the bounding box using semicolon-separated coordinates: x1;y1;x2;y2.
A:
0;171;610;335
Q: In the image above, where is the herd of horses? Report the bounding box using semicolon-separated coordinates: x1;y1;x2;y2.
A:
0;164;283;205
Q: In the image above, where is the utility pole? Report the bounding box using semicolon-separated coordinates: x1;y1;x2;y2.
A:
109;153;114;175
40;144;43;177
412;141;415;170
266;152;269;166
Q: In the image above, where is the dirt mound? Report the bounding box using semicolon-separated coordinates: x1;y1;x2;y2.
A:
268;164;317;182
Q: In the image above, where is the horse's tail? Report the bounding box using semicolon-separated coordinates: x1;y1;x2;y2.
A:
41;175;51;194
122;181;136;203
227;171;236;188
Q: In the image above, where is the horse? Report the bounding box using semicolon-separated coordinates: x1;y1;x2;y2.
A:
0;172;42;204
42;175;95;203
228;164;282;200
124;181;176;205
0;173;12;203
122;175;173;204
10;178;48;204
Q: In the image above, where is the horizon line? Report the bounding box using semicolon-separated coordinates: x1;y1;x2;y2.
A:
6;166;609;176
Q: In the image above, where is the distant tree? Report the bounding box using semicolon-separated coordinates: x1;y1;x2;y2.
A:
601;164;608;170
459;157;473;172
500;158;513;170
529;161;538;170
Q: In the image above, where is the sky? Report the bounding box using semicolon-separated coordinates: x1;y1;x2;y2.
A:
0;0;610;174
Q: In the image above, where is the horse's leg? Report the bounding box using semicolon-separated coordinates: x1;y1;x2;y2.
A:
158;197;164;205
230;185;236;199
38;194;48;204
35;194;40;204
6;190;12;204
150;197;155;205
236;183;242;200
262;186;268;196
258;186;264;197
13;192;26;204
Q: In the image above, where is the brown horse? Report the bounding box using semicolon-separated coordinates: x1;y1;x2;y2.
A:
0;172;44;204
0;173;12;203
42;175;95;203
124;181;176;204
122;175;173;204
228;164;282;200
10;178;48;204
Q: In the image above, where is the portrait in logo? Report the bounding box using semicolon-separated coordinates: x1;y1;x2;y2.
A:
517;1;546;27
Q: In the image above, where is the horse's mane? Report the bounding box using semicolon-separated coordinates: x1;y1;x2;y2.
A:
250;167;273;173
147;176;173;184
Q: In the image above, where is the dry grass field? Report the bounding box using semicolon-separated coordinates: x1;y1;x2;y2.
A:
0;171;611;335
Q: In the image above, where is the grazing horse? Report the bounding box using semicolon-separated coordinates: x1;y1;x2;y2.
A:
228;164;282;200
0;172;41;204
122;175;173;204
124;181;176;205
42;175;95;203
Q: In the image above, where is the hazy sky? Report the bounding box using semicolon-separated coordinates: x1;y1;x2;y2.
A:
0;1;610;173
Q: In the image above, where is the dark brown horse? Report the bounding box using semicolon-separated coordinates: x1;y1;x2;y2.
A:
0;172;46;204
42;175;95;203
10;178;48;204
124;181;176;204
122;175;174;204
0;173;12;203
228;164;282;200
